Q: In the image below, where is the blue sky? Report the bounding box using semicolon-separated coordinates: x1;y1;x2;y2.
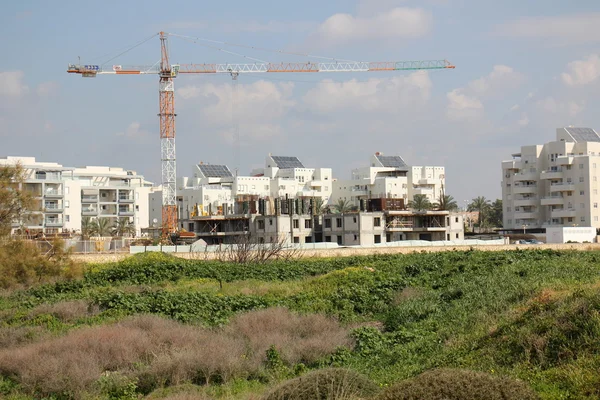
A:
2;0;600;201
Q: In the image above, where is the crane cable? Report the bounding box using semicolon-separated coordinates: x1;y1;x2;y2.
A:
168;33;358;63
173;35;269;64
94;33;159;68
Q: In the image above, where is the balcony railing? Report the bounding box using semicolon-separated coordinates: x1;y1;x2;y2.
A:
44;219;63;226
81;195;98;202
44;190;63;197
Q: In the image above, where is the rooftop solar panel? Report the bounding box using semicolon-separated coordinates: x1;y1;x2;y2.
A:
271;156;304;169
566;127;600;143
198;164;233;178
376;155;408;169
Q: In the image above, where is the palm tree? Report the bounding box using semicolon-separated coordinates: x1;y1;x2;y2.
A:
408;194;432;211
467;196;491;232
311;197;325;215
94;218;115;237
435;194;458;211
81;217;95;239
112;218;136;237
333;199;354;214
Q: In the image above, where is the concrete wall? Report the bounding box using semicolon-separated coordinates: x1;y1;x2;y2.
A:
546;226;597;243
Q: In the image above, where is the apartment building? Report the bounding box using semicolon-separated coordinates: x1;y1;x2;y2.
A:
330;153;445;206
185;209;464;246
502;127;600;231
1;156;152;236
150;154;333;228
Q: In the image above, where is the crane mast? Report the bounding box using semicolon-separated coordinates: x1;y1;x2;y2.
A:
67;32;455;236
158;32;177;235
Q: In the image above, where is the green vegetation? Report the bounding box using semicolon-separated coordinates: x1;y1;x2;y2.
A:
1;249;600;399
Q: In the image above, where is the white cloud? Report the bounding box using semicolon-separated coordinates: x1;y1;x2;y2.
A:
179;80;295;142
467;65;524;96
116;122;150;139
302;71;432;114
314;7;431;45
37;81;59;97
446;89;484;121
0;71;29;97
496;13;600;45
561;54;600;86
536;97;584;117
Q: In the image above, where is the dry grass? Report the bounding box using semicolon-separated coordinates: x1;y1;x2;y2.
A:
0;309;350;398
227;307;352;367
0;326;46;348
29;300;100;322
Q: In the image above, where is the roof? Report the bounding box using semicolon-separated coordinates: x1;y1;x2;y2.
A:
271;156;304;169
198;164;233;178
564;127;600;143
375;154;408;169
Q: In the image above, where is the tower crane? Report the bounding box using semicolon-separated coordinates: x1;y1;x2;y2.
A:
67;32;455;234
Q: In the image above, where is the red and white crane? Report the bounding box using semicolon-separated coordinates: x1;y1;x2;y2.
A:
68;31;455;234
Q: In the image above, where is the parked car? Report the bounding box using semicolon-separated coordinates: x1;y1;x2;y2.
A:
524;239;544;244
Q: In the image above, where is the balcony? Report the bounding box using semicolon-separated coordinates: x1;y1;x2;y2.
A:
118;196;134;203
540;169;563;180
418;178;438;185
81;195;98;202
541;196;564;205
513;172;538;181
502;160;521;170
44;205;63;213
119;209;135;216
513;197;538;207
551;208;577;218
44;190;63;198
513;184;537;194
44;218;63;227
514;211;539;219
82;208;98;216
550;182;575;192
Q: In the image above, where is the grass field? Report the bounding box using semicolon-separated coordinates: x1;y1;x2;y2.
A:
1;249;600;399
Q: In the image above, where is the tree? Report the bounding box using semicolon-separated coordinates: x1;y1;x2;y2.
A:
81;217;95;239
93;218;114;237
0;163;32;236
311;197;326;215
467;196;491;232
112;218;136;237
435;194;458;211
488;199;503;227
333;199;355;214
408;194;432;211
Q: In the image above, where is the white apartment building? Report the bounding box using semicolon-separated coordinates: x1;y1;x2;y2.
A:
151;155;333;228
502;127;600;231
330;153;446;207
1;156;152;236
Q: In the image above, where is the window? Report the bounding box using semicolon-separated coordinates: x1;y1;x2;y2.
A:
456;233;459;239
293;219;299;229
188;223;194;231
258;220;265;229
135;205;139;211
455;217;459;223
374;234;381;244
265;185;269;190
65;200;70;208
305;236;312;243
374;217;381;227
580;190;585;195
354;234;358;241
581;216;586;222
595;203;598;209
353;216;357;223
293;237;300;244
65;215;70;222
325;235;331;242
507;219;512;225
580;163;584;169
304;219;312;229
580;176;584;182
336;218;342;228
566;165;572;170
337;236;342;245
568;217;573;222
325;219;331;228
269;218;273;226
447;234;450;241
596;216;599;222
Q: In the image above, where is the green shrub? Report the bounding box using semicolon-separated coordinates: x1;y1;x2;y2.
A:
375;368;539;400
263;368;379;400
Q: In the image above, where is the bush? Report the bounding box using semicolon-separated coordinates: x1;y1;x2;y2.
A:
29;300;99;322
375;368;539;400
263;368;379;400
0;239;82;290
